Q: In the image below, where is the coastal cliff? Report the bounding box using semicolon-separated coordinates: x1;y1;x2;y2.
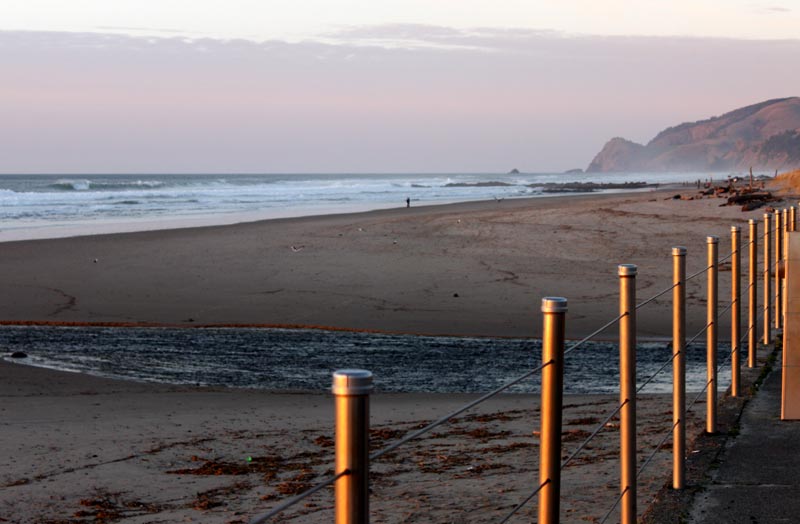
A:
587;97;800;172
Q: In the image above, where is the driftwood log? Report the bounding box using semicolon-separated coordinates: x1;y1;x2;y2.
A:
727;192;772;205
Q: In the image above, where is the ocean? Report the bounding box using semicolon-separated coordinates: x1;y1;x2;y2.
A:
0;172;716;394
0;172;700;241
0;325;730;394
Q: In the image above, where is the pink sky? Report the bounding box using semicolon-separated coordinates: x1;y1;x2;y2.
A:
1;28;798;173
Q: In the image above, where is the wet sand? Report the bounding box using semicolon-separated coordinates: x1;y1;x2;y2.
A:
0;188;769;339
0;360;705;523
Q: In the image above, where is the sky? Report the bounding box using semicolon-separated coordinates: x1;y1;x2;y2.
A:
1;1;799;173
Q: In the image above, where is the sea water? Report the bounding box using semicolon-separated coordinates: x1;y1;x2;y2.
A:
0;173;718;393
0;325;730;394
0;172;701;241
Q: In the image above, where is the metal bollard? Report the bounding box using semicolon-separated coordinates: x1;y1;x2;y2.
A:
333;369;373;524
776;211;783;330
731;226;741;397
784;209;790;330
791;206;796;232
764;213;772;345
672;247;686;489
538;297;567;524
749;219;758;368
618;264;637;524
706;236;718;434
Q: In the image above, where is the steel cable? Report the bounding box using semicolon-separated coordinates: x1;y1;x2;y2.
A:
686;377;713;414
636;353;678;394
255;357;556;519
560;399;629;471
563;313;627;356
685;321;713;348
636;420;680;479
496;479;550;524
598;486;630;524
370;360;552;461
250;469;350;524
635;283;678;311
685;263;714;283
718;299;735;318
719;248;737;264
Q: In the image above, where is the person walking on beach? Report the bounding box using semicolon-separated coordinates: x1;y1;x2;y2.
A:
406;197;411;208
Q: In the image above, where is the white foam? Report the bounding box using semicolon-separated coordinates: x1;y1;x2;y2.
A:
0;172;705;242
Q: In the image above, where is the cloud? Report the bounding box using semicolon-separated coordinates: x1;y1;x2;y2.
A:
758;6;792;13
324;24;572;52
93;25;194;35
0;29;798;173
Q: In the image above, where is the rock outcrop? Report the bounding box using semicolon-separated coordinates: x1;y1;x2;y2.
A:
587;97;800;172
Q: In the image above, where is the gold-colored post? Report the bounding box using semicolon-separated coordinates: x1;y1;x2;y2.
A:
707;236;718;434
619;264;637;524
748;219;758;368
333;369;372;524
764;213;772;345
538;297;567;524
791;206;796;232
776;211;783;330
784;209;790;330
672;247;686;489
731;226;741;397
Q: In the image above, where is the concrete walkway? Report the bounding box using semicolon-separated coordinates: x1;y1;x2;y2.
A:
688;353;800;523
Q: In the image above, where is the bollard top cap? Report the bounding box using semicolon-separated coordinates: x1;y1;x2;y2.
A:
541;297;568;313
749;218;757;224
332;369;373;396
672;246;687;256
731;225;741;232
706;235;719;244
764;212;772;220
618;264;637;276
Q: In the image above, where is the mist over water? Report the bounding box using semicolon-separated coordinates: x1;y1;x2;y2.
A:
1;326;729;394
0;172;699;240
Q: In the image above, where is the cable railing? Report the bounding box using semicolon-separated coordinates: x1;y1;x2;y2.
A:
496;479;550;524
250;206;794;524
369;359;553;462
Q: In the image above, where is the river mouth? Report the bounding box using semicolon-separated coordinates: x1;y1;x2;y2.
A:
1;325;726;394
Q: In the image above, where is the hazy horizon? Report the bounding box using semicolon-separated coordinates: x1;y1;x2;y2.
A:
2;2;799;174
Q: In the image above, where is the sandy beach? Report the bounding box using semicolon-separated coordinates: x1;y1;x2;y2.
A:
0;187;781;522
1;360;706;523
0;187;773;339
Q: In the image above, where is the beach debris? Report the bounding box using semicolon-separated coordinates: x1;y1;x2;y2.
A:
93;258;98;263
9;351;27;358
670;173;778;211
68;491;164;522
453;293;459;298
290;245;304;252
194;481;252;510
313;435;334;447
